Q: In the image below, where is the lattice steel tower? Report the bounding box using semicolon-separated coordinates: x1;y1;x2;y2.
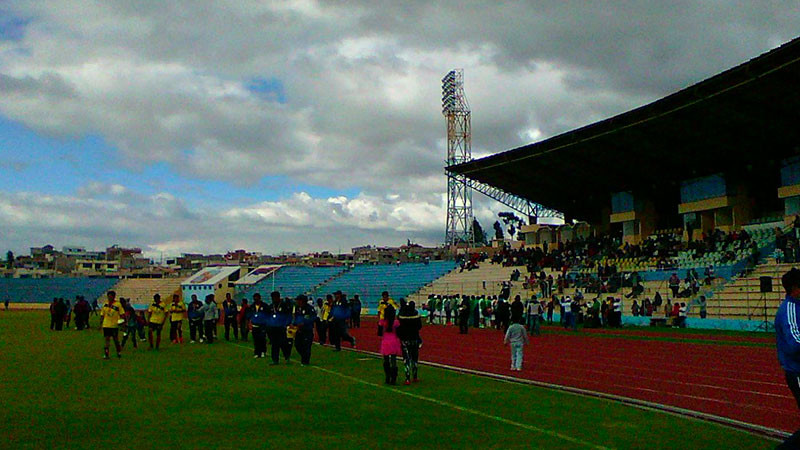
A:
442;69;474;246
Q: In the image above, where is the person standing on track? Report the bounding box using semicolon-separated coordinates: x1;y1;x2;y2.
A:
398;300;422;385
458;296;470;334
775;268;800;449
330;292;356;351
350;294;362;329
504;317;529;371
560;296;573;330
377;291;398;336
168;293;186;344
100;291;123;359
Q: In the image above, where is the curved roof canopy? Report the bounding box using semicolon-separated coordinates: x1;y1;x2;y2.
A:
448;37;800;223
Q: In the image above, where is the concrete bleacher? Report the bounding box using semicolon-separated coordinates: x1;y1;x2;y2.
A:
0;277;119;306
313;261;457;311
108;277;186;307
407;263;532;304
246;265;347;300
696;259;789;320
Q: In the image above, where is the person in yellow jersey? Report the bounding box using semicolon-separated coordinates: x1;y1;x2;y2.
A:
376;291;398;336
146;294;168;350
100;290;124;359
168;293;186;344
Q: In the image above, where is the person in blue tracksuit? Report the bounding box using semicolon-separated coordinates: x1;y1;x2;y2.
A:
293;294;317;365
250;293;268;358
329;292;356;351
265;291;292;365
776;268;800;449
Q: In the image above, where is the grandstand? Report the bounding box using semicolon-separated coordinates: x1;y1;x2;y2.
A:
245;265;347;300
444;37;800;329
0;277;118;306
311;261;457;311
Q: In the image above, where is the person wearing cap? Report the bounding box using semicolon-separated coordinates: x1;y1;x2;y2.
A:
146;293;169;350
775;268;800;449
99;290;123;359
292;294;317;365
222;293;239;341
168;293;186;344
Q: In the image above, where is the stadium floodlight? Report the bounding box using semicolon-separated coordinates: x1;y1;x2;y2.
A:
441;69;474;247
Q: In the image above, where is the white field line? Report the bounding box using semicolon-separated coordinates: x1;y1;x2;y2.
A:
231;342;608;449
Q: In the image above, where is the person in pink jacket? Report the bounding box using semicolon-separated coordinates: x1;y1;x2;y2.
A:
379;305;402;385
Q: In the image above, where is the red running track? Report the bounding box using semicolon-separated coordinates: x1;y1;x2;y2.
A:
347;320;798;434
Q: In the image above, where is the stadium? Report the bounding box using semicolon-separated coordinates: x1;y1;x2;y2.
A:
2;14;800;450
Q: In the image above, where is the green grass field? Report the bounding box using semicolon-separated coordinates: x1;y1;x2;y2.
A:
0;311;777;449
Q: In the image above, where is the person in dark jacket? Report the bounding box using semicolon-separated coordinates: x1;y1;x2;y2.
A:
510;295;524;327
495;298;510;331
250;294;268;358
265;291;292;364
187;295;205;343
397;300;422;385
329;292;356;351
49;298;58;330
293;294;317;365
458;296;471;334
350;295;362;328
74;296;90;330
53;298;66;331
222;293;238;341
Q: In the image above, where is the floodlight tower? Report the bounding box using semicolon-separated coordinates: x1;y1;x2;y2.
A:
442;69;474;247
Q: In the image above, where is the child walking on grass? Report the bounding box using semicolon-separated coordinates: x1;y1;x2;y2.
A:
504;318;529;371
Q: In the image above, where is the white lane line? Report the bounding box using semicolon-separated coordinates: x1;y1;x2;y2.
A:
231;342;609;449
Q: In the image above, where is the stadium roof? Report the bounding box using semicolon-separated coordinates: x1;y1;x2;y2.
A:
448;36;800;223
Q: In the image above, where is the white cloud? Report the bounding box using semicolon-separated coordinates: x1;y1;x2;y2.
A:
0;1;797;253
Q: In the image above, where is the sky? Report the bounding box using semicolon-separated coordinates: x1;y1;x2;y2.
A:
0;1;798;258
